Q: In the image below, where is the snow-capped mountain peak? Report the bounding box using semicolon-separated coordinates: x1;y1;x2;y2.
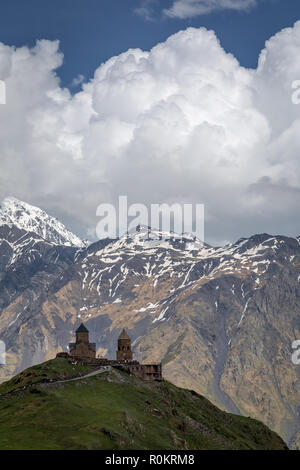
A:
0;197;87;248
114;225;206;252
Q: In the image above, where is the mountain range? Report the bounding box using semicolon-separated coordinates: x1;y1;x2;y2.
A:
0;196;299;448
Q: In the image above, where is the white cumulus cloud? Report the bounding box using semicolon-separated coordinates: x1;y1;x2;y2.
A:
163;0;258;18
0;23;300;244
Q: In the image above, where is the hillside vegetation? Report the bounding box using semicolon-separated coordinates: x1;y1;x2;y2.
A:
0;358;287;450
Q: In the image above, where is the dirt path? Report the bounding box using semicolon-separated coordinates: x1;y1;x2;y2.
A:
0;366;112;398
49;366;112;385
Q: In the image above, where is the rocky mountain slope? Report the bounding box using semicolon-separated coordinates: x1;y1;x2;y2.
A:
0;197;87;247
0;357;287;450
0;199;299;448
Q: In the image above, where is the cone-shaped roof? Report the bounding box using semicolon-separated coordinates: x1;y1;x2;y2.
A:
76;322;89;333
118;328;130;340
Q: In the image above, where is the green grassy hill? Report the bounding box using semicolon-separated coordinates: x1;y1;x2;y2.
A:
0;358;288;450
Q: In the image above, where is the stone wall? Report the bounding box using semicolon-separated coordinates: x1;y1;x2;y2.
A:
125;363;163;381
55;354;162;381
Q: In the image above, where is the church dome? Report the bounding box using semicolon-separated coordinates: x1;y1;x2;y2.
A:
76;323;89;333
118;328;130;340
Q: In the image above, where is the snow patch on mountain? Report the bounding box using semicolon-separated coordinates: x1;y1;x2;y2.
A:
0;197;87;247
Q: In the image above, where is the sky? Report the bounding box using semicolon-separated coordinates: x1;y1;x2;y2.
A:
0;0;299;87
0;0;300;244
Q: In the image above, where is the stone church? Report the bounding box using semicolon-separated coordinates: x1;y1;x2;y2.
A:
69;323;96;358
63;322;162;381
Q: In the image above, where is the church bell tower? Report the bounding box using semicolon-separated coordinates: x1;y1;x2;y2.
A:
116;328;133;361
